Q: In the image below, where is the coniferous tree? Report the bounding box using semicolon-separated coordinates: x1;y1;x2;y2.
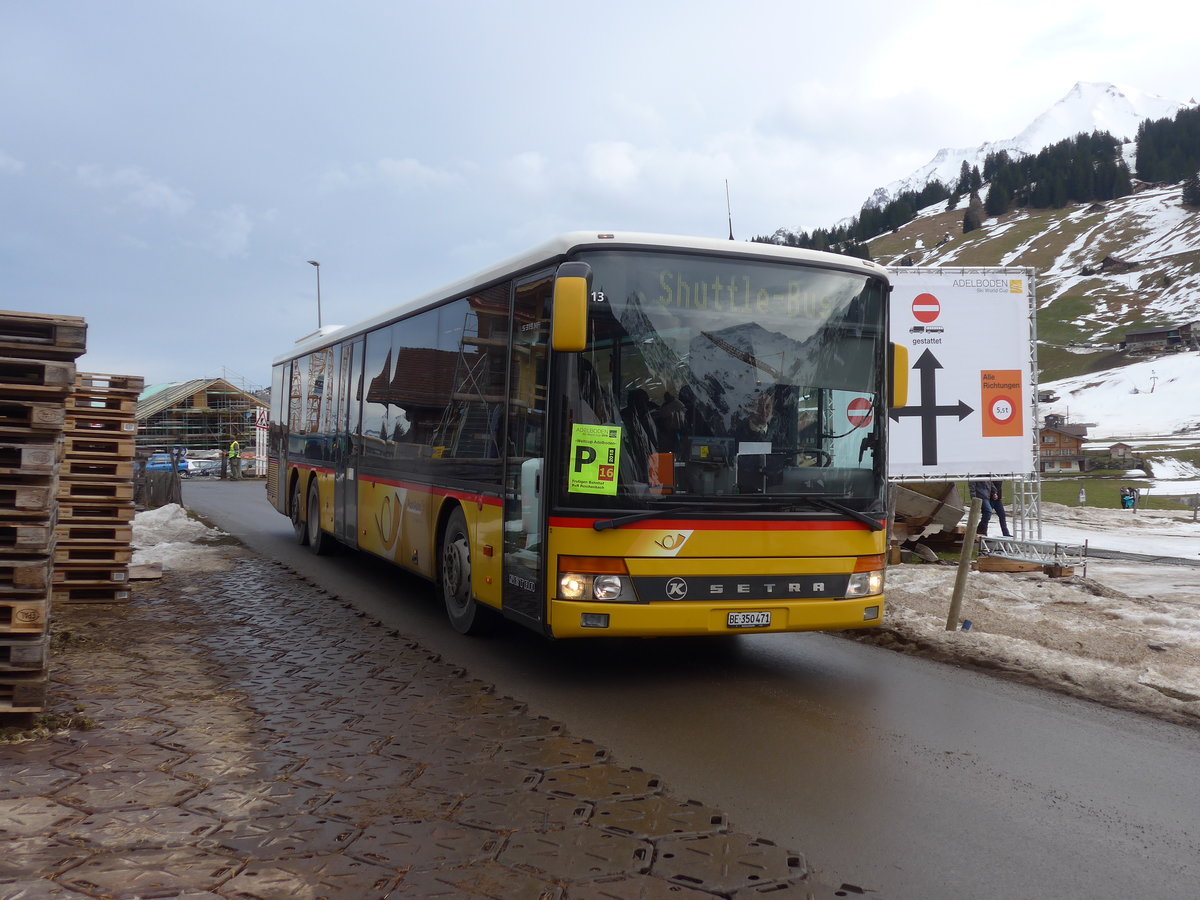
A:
984;181;1010;217
962;190;984;233
1183;172;1200;208
1136;107;1200;183
955;160;971;195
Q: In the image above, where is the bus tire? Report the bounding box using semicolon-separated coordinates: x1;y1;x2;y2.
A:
307;480;335;555
290;477;308;545
439;507;494;635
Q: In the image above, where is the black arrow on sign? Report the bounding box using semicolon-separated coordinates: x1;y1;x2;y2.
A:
888;348;974;466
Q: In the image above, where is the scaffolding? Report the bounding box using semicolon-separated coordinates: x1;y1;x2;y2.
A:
135;376;267;454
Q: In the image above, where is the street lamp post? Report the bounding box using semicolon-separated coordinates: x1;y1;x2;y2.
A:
306;260;322;329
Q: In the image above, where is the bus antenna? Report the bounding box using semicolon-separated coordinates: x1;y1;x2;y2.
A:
725;180;734;240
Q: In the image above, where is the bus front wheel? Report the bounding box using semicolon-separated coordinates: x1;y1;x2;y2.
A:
290;478;308;545
440;507;494;635
307;480;334;555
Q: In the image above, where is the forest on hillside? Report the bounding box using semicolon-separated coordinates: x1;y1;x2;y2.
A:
755;105;1200;256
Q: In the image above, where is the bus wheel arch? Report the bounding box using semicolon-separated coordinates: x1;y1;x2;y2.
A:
288;471;308;545
438;504;494;635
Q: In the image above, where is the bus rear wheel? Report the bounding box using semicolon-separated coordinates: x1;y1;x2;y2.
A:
440;507;494;635
290;478;308;545
306;481;334;555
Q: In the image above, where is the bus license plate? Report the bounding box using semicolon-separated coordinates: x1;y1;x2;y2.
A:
727;611;771;628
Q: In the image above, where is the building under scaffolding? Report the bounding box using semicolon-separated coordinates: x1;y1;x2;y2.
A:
136;378;267;453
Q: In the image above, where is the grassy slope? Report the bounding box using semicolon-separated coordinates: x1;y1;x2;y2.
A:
868;195;1197;385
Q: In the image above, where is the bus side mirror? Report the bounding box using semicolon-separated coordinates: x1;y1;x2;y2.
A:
889;343;909;409
551;261;591;352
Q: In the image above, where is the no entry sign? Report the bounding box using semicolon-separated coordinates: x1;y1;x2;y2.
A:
911;292;941;323
847;397;873;427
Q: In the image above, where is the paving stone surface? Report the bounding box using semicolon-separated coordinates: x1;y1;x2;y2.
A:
0;553;836;899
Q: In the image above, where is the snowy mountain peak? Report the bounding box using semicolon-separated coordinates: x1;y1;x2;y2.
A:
867;82;1197;210
1015;81;1189;148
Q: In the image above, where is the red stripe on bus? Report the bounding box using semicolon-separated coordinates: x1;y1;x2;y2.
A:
291;463;336;475
359;475;504;507
547;517;879;531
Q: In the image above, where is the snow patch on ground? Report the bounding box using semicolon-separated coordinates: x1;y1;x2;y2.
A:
132;503;232;572
873;501;1200;727
877;564;1200;726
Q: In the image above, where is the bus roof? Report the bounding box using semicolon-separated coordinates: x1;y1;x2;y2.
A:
276;231;890;364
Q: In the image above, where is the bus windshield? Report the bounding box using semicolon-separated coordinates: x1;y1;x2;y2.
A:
555;249;888;511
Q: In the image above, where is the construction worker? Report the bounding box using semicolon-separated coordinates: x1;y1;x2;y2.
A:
228;439;241;480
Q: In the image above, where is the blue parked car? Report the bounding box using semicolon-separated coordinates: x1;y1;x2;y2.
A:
145;452;188;473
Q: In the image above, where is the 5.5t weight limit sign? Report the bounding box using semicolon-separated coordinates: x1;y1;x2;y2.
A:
980;370;1023;437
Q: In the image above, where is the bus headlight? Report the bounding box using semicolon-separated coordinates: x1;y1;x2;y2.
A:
846;569;884;597
557;572;634;602
559;573;589;600
593;574;624;601
558;557;634;602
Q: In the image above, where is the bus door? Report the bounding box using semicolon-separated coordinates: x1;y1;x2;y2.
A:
334;338;364;545
502;272;553;625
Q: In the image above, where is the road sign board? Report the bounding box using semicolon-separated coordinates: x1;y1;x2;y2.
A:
888;269;1035;479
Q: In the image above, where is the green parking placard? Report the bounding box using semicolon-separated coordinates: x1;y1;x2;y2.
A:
568;423;621;495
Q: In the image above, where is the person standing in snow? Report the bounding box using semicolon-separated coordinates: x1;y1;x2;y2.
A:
969;479;995;535
989;480;1012;537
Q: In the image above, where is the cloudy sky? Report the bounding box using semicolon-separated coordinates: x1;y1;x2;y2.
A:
3;1;1195;387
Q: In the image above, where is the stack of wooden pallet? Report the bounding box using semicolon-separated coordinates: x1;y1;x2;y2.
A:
55;372;142;604
0;310;87;714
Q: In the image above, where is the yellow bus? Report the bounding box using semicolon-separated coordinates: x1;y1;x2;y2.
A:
267;232;907;637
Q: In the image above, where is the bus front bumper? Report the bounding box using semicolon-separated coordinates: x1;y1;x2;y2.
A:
548;596;884;638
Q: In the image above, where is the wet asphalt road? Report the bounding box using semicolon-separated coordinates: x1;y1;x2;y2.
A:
186;478;1200;899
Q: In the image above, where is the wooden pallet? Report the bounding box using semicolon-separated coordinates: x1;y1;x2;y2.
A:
0;597;48;633
0;524;54;554
0;557;52;593
0;482;55;515
53;543;132;565
52;563;129;586
0;634;49;672
63;434;136;460
65;414;138;437
75;372;145;395
65;393;136;416
0;400;66;433
0;357;76;398
52;585;130;604
57;499;135;524
0;441;63;476
54;523;133;544
0;310;87;361
57;480;134;503
0;672;49;713
60;458;135;480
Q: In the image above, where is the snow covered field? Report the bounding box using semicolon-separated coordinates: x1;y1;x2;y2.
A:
1044;350;1200;438
872;501;1200;728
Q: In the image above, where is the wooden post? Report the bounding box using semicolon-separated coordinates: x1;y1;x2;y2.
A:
946;498;982;631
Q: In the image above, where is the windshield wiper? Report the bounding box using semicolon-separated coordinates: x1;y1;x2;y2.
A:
593;497;883;531
800;496;885;531
593;505;701;531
